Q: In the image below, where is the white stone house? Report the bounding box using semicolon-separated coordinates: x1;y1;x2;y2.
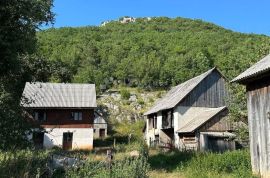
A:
144;68;235;152
22;82;97;150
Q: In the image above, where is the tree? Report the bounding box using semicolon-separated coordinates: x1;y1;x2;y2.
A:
0;0;54;149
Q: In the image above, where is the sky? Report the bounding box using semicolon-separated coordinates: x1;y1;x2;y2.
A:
51;0;270;36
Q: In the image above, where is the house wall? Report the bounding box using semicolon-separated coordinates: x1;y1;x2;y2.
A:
93;125;107;138
246;77;270;177
93;116;107;138
29;109;94;128
179;70;227;108
30;128;93;150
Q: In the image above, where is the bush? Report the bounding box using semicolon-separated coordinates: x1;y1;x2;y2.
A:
67;145;149;178
120;89;131;100
0;150;50;177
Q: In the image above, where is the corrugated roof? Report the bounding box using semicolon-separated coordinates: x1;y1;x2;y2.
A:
232;54;270;83
176;106;227;133
22;82;97;108
200;132;235;138
144;68;217;115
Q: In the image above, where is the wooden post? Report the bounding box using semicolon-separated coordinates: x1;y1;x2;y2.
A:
113;138;116;148
106;149;113;172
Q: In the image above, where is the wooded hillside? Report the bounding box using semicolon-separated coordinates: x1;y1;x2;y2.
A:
36;17;270;89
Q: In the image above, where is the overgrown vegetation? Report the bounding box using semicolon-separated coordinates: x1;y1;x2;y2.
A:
0;150;50;177
0;147;255;178
149;149;256;178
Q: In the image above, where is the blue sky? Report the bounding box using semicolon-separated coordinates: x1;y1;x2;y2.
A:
51;0;270;36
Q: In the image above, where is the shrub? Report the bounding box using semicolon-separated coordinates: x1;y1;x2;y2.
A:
67;144;149;178
0;150;50;177
138;99;145;105
120;89;131;100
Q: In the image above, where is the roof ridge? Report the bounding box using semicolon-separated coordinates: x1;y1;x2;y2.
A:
144;68;218;115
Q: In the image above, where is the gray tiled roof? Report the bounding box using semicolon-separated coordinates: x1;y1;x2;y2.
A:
176;106;227;133
22;82;97;108
144;68;216;115
232;54;270;83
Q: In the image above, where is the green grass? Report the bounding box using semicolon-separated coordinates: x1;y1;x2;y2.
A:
0;146;257;178
148;149;257;178
0;149;50;177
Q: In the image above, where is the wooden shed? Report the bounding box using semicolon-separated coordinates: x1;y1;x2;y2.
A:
232;54;270;177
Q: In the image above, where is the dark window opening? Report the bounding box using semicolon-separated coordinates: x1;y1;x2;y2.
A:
100;129;105;138
162;110;174;128
148;114;157;129
34;111;46;121
71;112;82;120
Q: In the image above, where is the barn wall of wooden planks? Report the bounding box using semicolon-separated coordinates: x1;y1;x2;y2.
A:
179;70;228;108
246;77;270;177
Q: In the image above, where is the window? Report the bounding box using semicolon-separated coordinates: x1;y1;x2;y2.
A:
34;111;46;121
71;112;82;120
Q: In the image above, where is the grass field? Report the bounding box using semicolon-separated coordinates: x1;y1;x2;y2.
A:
0;142;257;178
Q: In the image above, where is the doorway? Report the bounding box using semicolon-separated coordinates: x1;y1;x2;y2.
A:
99;129;105;138
63;132;73;150
33;132;44;149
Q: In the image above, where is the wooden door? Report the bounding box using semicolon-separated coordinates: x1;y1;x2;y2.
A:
63;132;73;150
99;129;105;138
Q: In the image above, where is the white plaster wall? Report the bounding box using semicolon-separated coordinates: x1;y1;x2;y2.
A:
43;128;93;150
173;110;180;148
174;106;190;128
146;118;158;146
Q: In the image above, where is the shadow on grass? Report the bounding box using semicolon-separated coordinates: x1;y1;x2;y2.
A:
148;150;195;172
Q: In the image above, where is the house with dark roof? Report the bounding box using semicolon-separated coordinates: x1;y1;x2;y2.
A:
22;82;97;150
232;54;270;177
144;68;235;151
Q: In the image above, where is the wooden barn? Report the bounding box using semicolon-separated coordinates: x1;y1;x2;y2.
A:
145;68;235;152
232;54;270;177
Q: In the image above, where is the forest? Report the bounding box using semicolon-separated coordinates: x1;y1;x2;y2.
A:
36;17;270;89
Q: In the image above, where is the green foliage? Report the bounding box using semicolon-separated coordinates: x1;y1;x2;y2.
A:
0;0;54;149
179;150;255;178
37;17;270;89
114;120;145;139
0;150;49;177
120;89;131;100
36;17;270;122
67;145;149;178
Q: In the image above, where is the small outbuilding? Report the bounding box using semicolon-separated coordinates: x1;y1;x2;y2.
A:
93;111;107;139
232;54;270;177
